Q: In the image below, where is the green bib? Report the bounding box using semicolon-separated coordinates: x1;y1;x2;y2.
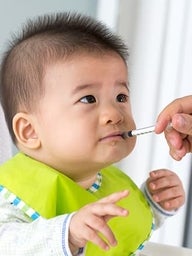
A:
0;153;153;255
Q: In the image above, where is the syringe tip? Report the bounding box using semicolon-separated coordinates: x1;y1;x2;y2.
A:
122;131;133;138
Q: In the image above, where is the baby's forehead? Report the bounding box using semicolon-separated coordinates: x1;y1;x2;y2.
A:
44;50;126;70
42;51;128;94
43;51;127;78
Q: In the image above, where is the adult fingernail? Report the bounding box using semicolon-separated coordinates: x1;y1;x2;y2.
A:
177;115;186;128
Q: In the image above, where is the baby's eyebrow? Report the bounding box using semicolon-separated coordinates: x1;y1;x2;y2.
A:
72;81;129;95
72;84;95;95
117;81;129;92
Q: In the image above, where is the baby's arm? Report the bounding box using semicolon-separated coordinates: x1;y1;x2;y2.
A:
0;195;73;255
0;190;129;256
142;169;185;227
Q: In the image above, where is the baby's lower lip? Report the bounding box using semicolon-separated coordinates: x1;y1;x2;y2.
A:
100;134;123;142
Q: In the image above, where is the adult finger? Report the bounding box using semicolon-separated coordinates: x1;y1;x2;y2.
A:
171;113;192;136
155;96;192;134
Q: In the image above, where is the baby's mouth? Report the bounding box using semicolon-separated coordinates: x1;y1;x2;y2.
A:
100;131;125;141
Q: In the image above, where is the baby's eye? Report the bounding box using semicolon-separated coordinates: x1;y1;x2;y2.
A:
80;95;96;104
116;94;129;103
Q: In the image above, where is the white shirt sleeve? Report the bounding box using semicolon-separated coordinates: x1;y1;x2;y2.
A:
141;182;177;229
0;194;81;256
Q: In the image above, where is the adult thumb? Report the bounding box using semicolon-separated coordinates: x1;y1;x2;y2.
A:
172;113;192;136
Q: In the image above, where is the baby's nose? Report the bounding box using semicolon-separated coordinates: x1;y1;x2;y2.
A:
100;104;124;125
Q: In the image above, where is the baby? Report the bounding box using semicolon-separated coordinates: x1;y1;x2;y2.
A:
0;12;184;255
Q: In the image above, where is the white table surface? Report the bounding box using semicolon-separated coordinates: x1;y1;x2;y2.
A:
139;242;192;256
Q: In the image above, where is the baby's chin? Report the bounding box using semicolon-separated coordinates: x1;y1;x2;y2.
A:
106;150;133;165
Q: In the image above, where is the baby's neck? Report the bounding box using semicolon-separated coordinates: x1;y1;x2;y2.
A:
76;173;97;189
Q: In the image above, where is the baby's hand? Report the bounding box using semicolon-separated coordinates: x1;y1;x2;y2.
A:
147;169;185;211
68;190;129;253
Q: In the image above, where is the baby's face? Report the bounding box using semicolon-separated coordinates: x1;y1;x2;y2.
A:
34;52;136;179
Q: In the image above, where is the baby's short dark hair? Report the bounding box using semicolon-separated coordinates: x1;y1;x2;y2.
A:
0;12;129;142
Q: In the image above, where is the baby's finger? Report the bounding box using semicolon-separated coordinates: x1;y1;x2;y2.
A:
88;202;128;218
149;169;175;180
149;177;179;191
86;216;117;248
98;190;129;204
153;196;185;211
152;186;184;204
161;196;185;211
78;224;112;251
148;170;181;193
69;214;117;250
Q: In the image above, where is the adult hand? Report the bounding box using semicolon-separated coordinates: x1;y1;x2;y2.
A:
155;96;192;160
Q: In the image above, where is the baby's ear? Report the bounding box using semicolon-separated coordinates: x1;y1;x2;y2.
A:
12;112;41;149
